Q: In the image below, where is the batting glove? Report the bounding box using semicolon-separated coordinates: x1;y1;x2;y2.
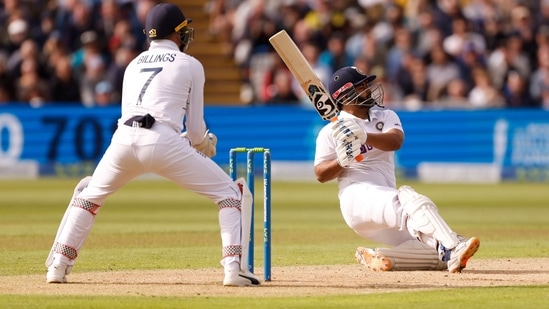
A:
331;118;367;144
336;139;362;167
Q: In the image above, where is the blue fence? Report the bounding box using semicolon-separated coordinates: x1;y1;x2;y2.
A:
1;105;548;181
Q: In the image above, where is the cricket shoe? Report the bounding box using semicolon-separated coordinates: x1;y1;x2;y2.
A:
444;236;480;273
355;247;392;271
46;262;72;283
223;270;260;287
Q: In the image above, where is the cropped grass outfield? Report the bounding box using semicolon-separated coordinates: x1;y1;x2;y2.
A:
1;178;548;308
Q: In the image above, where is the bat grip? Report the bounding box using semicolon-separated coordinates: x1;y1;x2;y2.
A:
331;116;364;162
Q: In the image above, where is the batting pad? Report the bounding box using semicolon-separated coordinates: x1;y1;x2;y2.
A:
376;240;447;270
398;185;459;249
236;177;253;273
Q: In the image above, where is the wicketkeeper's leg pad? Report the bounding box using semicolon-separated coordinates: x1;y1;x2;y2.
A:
46;176;93;268
398;185;459;249
218;178;253;273
218;198;241;269
235;177;253;273
46;201;100;265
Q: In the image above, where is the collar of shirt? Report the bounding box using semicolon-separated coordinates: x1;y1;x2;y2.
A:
339;110;376;122
149;40;180;51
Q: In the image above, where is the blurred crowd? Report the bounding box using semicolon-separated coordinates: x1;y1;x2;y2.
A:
0;0;163;107
1;0;548;110
208;0;549;110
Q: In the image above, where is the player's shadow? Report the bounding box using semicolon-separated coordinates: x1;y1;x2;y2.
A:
66;281;215;286
463;269;549;275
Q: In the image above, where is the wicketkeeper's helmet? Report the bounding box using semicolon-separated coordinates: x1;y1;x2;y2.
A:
328;66;384;108
144;3;194;51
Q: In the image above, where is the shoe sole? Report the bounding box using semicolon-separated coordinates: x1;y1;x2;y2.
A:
355;247;392;271
46;272;67;284
450;237;480;273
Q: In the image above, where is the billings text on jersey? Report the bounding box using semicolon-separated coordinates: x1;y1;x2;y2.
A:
137;53;176;64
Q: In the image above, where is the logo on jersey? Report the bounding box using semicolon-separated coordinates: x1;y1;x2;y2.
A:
360;144;373;154
376;122;384;131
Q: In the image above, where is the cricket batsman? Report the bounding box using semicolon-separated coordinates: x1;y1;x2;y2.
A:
314;66;480;272
45;3;259;286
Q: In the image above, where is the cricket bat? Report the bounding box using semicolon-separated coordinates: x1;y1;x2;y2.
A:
269;30;362;161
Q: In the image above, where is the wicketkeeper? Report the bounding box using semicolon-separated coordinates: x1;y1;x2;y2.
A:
45;3;259;286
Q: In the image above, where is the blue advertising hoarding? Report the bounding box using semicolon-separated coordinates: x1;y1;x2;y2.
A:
1;105;548;181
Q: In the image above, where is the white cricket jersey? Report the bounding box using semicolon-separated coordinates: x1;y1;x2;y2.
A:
119;40;206;144
314;109;404;190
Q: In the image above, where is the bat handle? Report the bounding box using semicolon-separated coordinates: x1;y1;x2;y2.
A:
331;116;364;162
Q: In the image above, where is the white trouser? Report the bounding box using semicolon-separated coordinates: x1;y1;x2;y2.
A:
47;123;243;271
339;183;416;246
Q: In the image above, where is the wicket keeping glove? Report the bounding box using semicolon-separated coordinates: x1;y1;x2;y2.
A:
181;130;217;158
331;118;367;144
335;139;362;168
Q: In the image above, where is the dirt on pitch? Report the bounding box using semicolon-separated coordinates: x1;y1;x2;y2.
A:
2;258;548;297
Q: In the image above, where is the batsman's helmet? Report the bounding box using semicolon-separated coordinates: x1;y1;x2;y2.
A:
328;66;384;108
145;3;194;51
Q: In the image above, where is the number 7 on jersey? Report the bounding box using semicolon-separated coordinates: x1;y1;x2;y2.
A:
269;30;362;161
